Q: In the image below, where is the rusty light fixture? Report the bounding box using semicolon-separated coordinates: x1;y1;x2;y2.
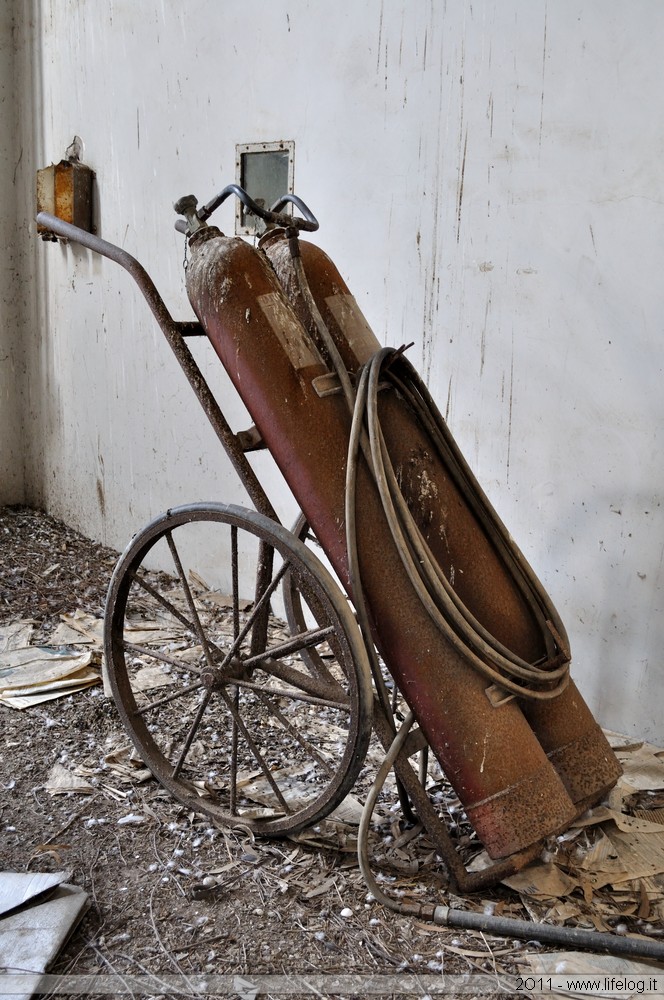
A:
36;136;94;241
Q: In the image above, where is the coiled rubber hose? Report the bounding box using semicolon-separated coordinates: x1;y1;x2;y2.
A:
290;240;570;701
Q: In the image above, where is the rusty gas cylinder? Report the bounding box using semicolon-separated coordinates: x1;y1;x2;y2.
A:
184;223;578;858
260;229;621;811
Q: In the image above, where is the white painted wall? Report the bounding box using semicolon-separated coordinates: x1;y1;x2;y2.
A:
9;1;664;741
0;1;26;504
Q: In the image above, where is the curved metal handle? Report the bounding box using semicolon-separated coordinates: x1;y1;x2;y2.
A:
174;184;319;235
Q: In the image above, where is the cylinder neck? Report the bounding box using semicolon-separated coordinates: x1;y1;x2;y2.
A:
257;228;288;251
189;226;224;248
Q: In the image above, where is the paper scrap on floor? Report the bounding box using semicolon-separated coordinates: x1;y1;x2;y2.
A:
0;872;89;1000
497;733;664;940
0;619;100;709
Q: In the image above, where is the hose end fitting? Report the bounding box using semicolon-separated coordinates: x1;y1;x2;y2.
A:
433;905;451;926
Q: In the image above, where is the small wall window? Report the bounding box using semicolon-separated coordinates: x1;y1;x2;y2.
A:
235;140;295;236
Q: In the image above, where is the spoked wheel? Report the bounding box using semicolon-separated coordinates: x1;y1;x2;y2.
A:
104;503;373;835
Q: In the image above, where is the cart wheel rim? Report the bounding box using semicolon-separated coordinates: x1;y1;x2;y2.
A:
104;502;373;835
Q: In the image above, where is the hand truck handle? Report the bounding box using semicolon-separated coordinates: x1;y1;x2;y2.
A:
35;210;280;521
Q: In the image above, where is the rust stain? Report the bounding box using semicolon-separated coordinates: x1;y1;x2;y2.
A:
539;1;548;147
455;33;467;244
456;127;468;243
376;0;384;74
480;291;491;377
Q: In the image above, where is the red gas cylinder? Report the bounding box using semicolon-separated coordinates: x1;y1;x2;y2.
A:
184;222;578;860
259;229;621;811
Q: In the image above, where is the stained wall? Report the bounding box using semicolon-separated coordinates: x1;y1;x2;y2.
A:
6;1;664;740
0;3;26;504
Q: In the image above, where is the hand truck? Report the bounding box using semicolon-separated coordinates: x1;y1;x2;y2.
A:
36;186;620;897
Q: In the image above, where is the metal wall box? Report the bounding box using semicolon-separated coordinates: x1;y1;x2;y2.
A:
235;141;294;236
36;159;94;240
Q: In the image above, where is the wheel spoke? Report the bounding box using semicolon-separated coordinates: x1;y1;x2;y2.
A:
244;625;335;665
244;625;350;702
171;689;213;778
254;656;349;705
133;679;204;717
230;686;239;814
216;685;291;815
165;530;216;670
215;559;290;673
131;573;199;634
129;571;231;665
229;677;351;711
254;689;334;775
122;640;205;675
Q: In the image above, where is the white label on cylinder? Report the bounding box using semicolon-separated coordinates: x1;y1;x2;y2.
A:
257;292;323;370
325;294;381;363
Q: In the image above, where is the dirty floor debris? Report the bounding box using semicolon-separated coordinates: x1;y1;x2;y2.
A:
1;504;664;1000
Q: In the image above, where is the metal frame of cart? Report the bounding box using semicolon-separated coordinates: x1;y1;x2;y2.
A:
35;192;560;894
